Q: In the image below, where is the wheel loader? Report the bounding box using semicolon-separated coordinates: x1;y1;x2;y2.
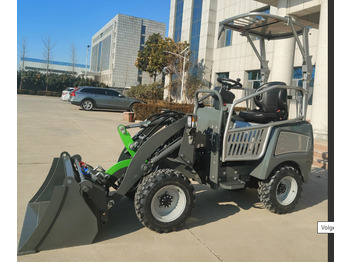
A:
18;12;314;255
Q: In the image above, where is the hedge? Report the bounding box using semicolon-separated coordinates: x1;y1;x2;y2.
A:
17;89;61;97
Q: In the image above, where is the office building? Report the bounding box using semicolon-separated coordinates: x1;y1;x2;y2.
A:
90;14;166;87
20;57;90;75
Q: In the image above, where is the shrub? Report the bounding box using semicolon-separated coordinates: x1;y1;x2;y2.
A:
17;89;29;94
37;91;46;96
127;81;164;100
18;89;60;97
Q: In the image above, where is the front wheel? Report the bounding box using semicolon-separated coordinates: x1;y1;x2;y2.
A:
258;165;302;214
134;169;194;233
81;99;94;111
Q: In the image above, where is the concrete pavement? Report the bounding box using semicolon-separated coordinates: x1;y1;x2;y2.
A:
17;95;328;262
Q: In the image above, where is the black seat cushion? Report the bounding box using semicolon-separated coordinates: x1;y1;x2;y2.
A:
239;82;288;124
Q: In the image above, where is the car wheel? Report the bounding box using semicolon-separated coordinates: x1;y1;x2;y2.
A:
81;99;94;111
129;103;136;112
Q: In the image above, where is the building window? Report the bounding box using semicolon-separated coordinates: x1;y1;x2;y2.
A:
190;0;203;65
138;24;146;80
174;0;184;43
247;70;261;89
292;66;315;105
141;25;146;35
138;76;142;85
97;41;102;71
140;35;145;45
218;29;232;48
225;29;232;47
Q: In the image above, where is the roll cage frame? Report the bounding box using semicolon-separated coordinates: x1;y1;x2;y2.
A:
218;12;313;120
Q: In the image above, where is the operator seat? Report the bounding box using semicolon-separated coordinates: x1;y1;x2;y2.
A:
238;82;288;124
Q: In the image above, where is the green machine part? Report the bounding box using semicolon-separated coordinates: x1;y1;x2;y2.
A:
106;125;136;175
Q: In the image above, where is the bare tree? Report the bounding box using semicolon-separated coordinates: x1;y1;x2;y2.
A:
19;38;27;90
43;36;55;91
71;43;77;75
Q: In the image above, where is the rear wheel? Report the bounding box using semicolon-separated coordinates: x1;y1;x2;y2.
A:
134;169;194;233
129;103;136;112
258;165;302;214
81;99;94;111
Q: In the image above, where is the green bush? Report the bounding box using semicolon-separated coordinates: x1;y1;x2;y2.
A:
17;89;29;94
17;70;108;94
37;91;61;97
127;81;164;100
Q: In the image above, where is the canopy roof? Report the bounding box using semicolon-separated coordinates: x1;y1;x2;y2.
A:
219;12;306;40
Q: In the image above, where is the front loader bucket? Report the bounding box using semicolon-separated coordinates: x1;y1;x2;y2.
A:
18;152;103;255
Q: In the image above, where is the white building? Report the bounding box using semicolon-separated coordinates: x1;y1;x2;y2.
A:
21;57;90;75
168;0;328;140
90;14;166;87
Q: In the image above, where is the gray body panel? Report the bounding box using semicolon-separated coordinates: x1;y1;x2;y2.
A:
249;121;313;183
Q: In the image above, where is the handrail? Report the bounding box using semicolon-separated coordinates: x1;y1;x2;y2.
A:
194;89;223;113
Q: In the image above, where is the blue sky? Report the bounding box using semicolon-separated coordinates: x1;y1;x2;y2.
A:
17;0;171;66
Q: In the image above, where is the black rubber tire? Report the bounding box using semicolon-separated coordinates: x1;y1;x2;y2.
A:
257;165;302;214
134;169;194;233
128;103;135;112
81;99;94;111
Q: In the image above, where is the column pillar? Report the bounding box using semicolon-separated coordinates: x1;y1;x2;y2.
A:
311;0;328;140
269;0;296;85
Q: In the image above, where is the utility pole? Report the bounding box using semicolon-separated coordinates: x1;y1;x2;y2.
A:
85;45;90;79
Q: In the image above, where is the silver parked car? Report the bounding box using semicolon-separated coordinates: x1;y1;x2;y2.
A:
68;86;144;111
61;87;75;101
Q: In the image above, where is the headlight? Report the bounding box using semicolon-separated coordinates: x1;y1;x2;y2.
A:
187;114;197;128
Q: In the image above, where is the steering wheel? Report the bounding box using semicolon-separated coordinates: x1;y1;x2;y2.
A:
217;77;243;89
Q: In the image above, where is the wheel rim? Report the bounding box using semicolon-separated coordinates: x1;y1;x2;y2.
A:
83;101;93;110
151;185;186;223
276;176;298;206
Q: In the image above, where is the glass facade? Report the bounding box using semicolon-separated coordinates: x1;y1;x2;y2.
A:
97;42;102;71
190;0;203;65
141;25;146;35
138;23;146;84
174;0;184;43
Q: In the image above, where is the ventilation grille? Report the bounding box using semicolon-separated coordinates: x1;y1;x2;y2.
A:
225;127;271;161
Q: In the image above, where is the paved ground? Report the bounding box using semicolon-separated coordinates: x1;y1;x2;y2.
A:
17;95;328;262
